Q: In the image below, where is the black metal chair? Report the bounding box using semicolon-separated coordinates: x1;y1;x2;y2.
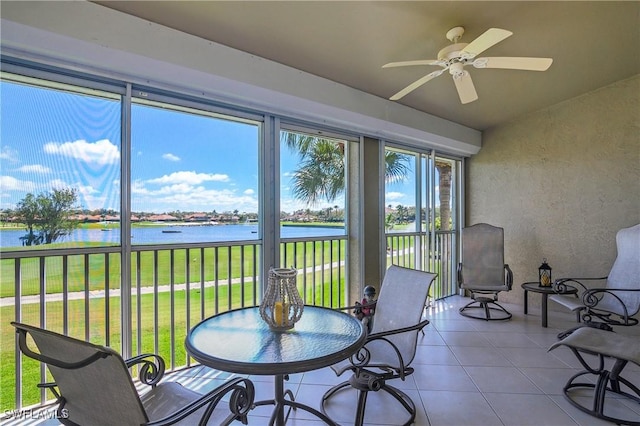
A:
458;223;513;320
548;326;640;425
321;265;437;426
12;322;254;426
550;223;640;338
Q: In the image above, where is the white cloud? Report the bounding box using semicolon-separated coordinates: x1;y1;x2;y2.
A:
157;183;199;194
0;175;35;192
44;139;120;166
385;191;405;201
17;164;51;174
48;179;70;190
131;180;151;195
0;146;19;162
76;184;100;195
243;189;255;195
162;153;181;162
147;171;230;185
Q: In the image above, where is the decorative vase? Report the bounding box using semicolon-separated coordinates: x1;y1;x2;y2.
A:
259;267;304;330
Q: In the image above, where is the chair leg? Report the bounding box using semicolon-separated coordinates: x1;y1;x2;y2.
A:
321;380;417;426
483;301;491;319
354;389;368;426
561;360;640;426
459;298;512;321
381;385;416;426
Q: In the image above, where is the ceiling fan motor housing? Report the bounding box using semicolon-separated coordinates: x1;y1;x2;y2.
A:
437;43;468;62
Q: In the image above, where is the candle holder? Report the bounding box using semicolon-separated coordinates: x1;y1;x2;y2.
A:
539;258;552;287
259;267;304;331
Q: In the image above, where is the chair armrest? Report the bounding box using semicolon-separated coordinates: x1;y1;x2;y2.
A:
582;287;640;326
145;377;255;426
335;301;377;312
366;318;430;341
504;264;513;289
552;277;608;293
342;319;430;379
125;354;166;386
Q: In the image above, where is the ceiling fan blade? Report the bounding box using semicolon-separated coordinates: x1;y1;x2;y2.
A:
389;70;444;100
382;59;441;68
473;57;553;71
460;28;512;59
453;71;478;104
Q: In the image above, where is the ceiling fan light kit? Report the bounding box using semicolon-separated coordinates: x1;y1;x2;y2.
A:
384;26;553;104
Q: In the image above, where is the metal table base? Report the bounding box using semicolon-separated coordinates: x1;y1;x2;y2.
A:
253;374;338;426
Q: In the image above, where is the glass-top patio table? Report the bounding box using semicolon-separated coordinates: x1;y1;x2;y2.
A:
185;305;366;425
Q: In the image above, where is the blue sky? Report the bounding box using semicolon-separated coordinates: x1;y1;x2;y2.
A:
1;78;417;215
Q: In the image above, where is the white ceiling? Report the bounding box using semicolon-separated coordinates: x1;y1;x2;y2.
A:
83;2;639;130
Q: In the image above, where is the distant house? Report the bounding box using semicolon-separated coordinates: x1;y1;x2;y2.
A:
147;214;179;222
79;214;101;223
185;213;209;222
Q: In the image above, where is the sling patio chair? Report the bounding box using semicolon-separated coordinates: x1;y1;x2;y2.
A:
12;322;255;426
458;223;513;320
550;223;640;338
548;326;640;425
320;265;437;426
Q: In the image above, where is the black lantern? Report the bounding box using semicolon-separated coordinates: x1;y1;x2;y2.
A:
539;258;552;287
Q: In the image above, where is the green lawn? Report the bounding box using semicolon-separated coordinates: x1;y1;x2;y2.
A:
1;240;346;298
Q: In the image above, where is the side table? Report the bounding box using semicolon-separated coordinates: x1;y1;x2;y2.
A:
521;282;578;328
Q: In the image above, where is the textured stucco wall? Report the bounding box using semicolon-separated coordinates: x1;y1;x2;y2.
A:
467;75;640;308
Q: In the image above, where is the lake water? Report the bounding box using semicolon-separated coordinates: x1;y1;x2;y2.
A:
0;224;345;248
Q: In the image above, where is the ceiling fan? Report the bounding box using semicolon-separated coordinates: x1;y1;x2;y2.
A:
383;26;553;104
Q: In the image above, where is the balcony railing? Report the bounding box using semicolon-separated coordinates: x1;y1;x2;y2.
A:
1;232;454;413
386;230;457;300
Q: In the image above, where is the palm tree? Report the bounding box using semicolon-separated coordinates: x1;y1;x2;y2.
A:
283;133;410;205
435;161;452;231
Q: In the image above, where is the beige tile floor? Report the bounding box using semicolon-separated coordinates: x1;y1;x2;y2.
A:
6;296;640;425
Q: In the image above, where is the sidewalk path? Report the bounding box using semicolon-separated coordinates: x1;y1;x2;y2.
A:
0;261;347;307
0;280;230;307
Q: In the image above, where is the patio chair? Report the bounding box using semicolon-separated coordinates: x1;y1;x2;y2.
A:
321;265;437;426
11;322;255;426
548;326;640;425
550;223;640;338
457;223;513;320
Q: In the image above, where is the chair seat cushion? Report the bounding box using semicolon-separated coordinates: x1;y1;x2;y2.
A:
549;327;640;365
463;283;509;292
549;294;584;311
142;381;241;425
142;382;208;425
142;382;199;420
